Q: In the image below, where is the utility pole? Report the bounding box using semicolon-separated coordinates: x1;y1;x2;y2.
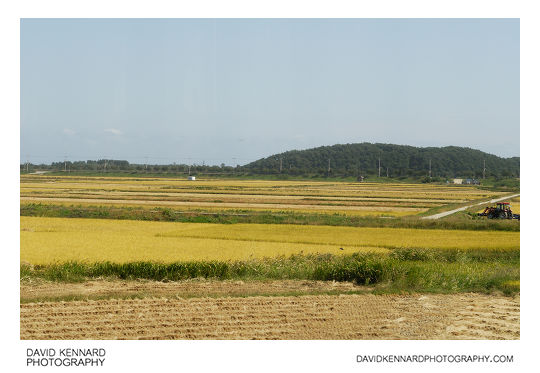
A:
378;158;381;178
483;159;486;179
328;158;331;174
279;158;283;173
188;165;191;176
145;156;148;172
429;159;432;178
386;167;389;178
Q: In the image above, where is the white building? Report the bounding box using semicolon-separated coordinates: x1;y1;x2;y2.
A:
188;176;196;181
453;178;463;184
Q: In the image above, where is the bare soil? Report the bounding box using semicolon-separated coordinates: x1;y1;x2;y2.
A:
20;280;519;340
20;279;362;301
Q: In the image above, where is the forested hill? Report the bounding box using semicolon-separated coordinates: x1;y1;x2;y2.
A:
243;143;520;178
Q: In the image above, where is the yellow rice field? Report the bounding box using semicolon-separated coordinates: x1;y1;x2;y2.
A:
513;202;520;214
20;197;425;216
20;175;507;217
20;217;519;264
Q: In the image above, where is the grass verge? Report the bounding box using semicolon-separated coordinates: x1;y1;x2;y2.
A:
21;248;519;295
19;289;370;304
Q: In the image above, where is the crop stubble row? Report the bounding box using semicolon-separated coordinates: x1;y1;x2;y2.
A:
21;293;519;340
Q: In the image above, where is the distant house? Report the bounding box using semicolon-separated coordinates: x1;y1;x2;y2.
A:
188;176;196;181
453;178;463;184
464;178;480;185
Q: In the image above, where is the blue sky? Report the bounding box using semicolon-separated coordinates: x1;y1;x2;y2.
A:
20;18;519;165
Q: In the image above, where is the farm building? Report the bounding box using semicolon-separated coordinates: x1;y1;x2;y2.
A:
188;176;196;181
464;178;480;185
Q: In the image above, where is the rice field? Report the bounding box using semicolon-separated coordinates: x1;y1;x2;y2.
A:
20;175;520;340
20;175;507;217
20;216;519;264
19;197;425;216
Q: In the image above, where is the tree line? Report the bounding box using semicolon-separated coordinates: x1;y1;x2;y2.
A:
20;143;520;179
242;143;520;179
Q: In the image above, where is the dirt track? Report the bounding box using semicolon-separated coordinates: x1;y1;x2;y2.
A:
21;291;519;340
422;193;520;220
20;279;361;301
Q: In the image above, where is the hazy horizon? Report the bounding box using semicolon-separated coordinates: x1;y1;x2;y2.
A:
21;19;520;165
21;142;520;167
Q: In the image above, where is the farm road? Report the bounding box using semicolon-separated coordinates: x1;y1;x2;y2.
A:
422;193;520;220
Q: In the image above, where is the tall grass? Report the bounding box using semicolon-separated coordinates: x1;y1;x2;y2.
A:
21;248;519;294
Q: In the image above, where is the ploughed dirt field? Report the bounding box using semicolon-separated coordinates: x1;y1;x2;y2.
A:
20;280;520;340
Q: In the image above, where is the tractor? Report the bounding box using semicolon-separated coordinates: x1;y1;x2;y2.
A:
478;202;520;220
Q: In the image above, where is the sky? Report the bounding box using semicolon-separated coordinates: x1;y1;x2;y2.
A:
20;18;520;166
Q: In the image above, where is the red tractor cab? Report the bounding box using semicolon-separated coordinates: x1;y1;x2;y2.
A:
478;202;519;220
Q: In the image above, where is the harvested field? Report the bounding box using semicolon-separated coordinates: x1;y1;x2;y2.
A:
20;292;520;340
21;175;507;217
20;197;428;215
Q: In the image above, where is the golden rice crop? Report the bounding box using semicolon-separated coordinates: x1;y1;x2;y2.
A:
21;175;503;199
512;202;520;214
20;217;519;265
21;175;508;219
19;191;441;208
157;223;519;250
20;217;388;264
20;188;454;204
21;174;507;219
20;198;423;216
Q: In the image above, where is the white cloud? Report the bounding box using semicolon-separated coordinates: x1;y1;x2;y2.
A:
104;128;123;135
63;128;76;135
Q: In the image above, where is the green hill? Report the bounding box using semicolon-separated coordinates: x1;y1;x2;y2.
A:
243;143;520;179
